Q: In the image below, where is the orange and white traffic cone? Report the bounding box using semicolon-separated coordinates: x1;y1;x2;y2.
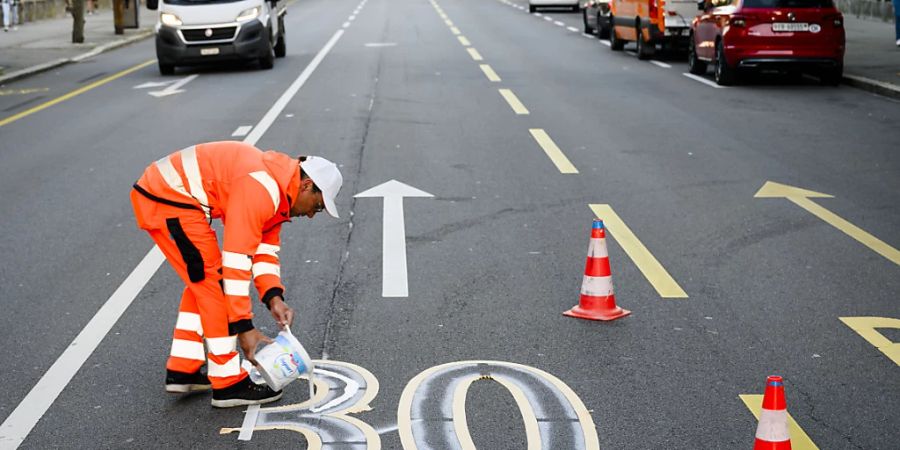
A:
564;219;630;321
754;375;792;450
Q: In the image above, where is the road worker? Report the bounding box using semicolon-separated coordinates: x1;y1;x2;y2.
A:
130;141;342;408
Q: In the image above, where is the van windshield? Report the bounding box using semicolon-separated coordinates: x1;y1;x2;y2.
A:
742;0;833;7
164;0;245;5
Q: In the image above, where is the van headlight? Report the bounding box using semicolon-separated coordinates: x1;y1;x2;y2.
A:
236;6;260;22
160;12;182;27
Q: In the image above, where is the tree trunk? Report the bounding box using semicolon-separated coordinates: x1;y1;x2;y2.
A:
71;0;85;43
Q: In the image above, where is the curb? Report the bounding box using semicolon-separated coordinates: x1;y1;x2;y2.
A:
842;73;900;100
0;28;154;85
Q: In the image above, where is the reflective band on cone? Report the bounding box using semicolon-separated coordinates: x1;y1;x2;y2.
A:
754;375;791;450
564;219;630;321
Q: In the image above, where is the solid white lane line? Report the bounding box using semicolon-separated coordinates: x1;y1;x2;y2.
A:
649;60;672;68
682;72;726;88
0;26;350;450
567;26;579;32
237;405;261;441
0;248;166;448
231;125;253;137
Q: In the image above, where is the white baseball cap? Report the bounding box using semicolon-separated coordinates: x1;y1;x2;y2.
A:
302;156;342;218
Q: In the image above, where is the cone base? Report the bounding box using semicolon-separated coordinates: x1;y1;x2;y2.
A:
753;438;791;450
563;305;631;321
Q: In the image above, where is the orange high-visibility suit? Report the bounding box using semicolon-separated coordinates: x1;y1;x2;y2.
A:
130;141;301;389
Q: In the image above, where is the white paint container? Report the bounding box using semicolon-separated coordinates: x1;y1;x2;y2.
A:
253;327;315;397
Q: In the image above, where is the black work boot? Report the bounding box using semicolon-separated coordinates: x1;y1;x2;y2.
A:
211;376;283;408
165;369;212;393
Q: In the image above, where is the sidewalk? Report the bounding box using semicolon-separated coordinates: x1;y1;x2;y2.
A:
0;6;157;84
842;15;900;97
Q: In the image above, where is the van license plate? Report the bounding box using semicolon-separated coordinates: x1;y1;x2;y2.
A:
200;47;220;56
772;23;809;32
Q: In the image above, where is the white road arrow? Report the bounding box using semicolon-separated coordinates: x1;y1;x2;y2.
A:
355;180;433;297
133;81;175;90
147;74;198;97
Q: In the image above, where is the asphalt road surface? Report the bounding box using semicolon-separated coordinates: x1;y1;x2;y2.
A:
0;0;898;448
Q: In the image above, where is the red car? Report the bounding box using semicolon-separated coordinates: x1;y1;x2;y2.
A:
688;0;845;86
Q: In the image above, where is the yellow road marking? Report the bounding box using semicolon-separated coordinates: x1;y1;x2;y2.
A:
839;317;900;366
445;19;453;26
0;88;50;96
739;395;818;449
479;63;500;82
0;59;155;128
589;204;688;298
450;26;461;35
755;181;900;266
529;129;577;173
458;36;472;46
499;89;529;114
466;48;483;61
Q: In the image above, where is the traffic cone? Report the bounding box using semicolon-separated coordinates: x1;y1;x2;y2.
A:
753;375;791;450
564;219;630;321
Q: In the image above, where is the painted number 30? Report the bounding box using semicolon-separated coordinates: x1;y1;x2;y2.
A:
222;360;600;449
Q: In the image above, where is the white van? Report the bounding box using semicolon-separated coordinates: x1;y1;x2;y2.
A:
146;0;287;75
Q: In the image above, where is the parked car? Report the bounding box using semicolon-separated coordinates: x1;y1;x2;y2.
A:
529;0;580;13
147;0;287;75
688;0;845;85
609;0;700;58
581;0;612;38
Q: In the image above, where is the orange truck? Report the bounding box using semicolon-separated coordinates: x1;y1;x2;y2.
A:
609;0;701;58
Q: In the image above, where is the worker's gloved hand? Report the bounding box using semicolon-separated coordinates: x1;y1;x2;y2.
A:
269;296;294;328
238;328;272;366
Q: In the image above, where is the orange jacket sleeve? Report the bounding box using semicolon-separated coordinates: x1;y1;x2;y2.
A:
252;223;286;308
221;174;279;333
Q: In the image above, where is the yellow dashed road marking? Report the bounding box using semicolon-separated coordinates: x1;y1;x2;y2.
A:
529;129;577;173
499;89;529;114
467;48;483;61
588;204;688;298
479;64;501;82
458;36;471;46
450;27;461;35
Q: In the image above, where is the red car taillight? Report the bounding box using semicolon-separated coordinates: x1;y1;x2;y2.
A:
825;14;843;27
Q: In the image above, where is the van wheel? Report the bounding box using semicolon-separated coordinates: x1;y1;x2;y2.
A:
636;24;654;59
597;14;610;39
158;62;174;76
687;35;707;75
583;10;594;34
609;17;624;50
259;38;275;70
274;18;286;58
714;40;735;86
274;34;286;58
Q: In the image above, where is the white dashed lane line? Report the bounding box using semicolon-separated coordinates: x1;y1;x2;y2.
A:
554;21;565;26
599;39;611;46
567;26;579;32
650;60;672;69
683;73;727;88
